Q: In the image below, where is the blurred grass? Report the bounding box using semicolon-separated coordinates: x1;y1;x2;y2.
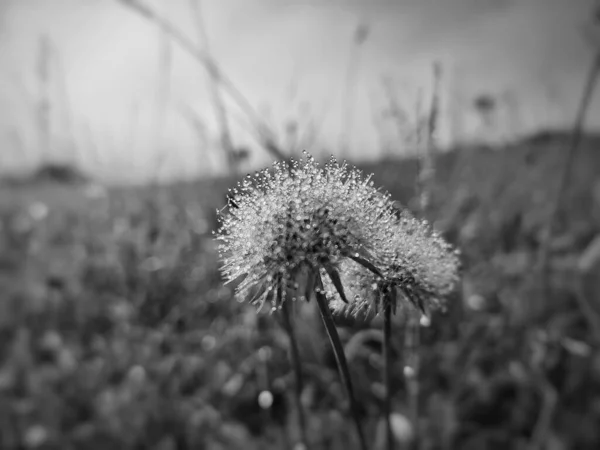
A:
1;132;600;449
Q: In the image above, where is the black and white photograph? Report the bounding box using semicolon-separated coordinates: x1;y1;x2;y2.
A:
1;1;600;449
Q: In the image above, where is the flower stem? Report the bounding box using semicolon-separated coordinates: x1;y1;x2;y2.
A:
404;315;420;450
383;299;394;450
315;275;368;450
279;292;310;449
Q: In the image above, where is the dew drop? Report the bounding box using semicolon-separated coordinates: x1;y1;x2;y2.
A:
258;390;274;409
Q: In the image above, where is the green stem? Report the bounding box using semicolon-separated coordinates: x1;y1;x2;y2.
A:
383;300;394;450
315;275;368;450
279;289;310;449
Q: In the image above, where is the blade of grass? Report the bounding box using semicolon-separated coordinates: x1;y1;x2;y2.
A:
279;292;310;449
323;262;349;304
315;273;368;450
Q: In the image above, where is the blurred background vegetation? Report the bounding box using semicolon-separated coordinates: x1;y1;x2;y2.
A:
1;0;600;449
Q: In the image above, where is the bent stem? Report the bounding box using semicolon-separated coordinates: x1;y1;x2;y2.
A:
279;290;310;449
315;274;368;450
383;298;394;450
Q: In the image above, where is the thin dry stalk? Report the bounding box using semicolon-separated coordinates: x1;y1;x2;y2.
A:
151;14;173;185
125;99;140;169
418;61;442;215
255;344;288;448
315;274;368;450
380;76;414;153
188;0;236;174
338;22;369;156
178;104;219;173
405;61;442;450
280;298;310;449
538;51;600;299
51;42;79;165
256;347;272;428
115;0;286;161
36;34;52;165
81;120;103;169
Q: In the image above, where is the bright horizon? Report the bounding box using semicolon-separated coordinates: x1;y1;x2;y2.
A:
1;0;599;183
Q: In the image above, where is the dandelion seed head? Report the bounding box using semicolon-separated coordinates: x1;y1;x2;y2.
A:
327;209;460;317
382;210;460;310
216;152;398;308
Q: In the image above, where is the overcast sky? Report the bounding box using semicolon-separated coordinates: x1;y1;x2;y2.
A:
0;0;599;181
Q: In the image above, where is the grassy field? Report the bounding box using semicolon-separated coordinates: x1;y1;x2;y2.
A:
1;131;600;449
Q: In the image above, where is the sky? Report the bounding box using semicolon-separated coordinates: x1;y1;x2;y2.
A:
0;0;599;182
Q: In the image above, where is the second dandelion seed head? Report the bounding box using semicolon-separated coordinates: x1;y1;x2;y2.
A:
327;209;460;318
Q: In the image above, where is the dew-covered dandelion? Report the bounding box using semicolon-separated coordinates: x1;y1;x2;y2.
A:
215;151;398;311
215;151;460;450
325;209;461;319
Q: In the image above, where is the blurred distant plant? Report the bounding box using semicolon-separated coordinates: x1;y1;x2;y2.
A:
418;61;442;213
339;21;370;155
188;0;238;174
473;93;497;133
537;5;600;336
117;0;287;169
216;152;460;450
378;76;425;153
36;35;52;164
31;162;89;185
